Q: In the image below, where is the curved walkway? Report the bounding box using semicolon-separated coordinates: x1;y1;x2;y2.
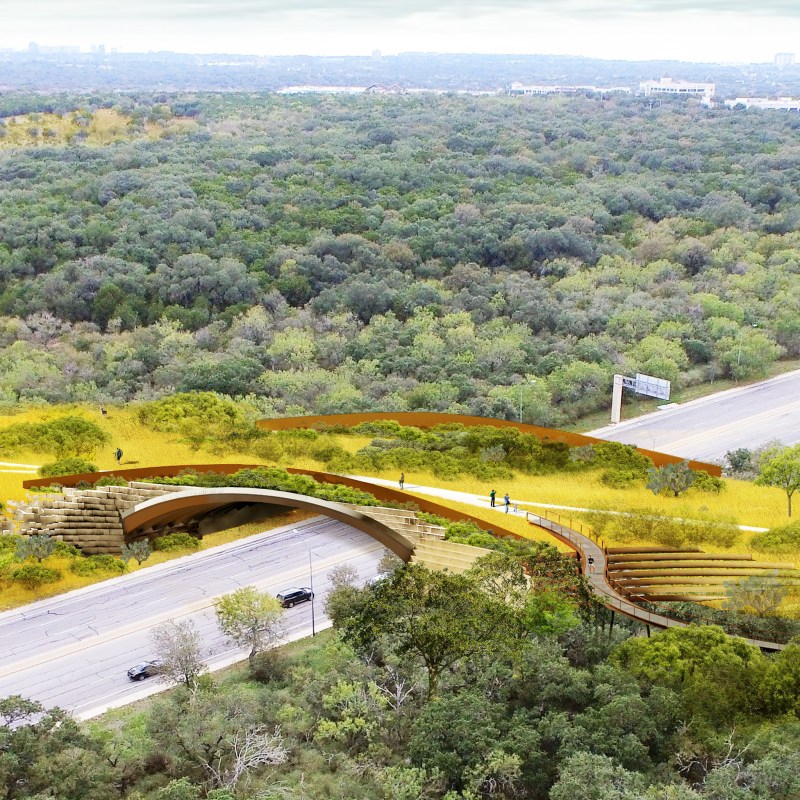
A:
22;464;786;651
353;476;786;652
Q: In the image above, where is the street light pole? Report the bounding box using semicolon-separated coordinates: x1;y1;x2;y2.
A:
517;379;536;424
308;549;316;637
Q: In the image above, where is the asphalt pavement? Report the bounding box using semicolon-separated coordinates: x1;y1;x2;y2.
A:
590;368;800;462
0;517;385;719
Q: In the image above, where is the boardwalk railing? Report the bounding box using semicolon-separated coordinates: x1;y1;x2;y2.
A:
524;510;787;646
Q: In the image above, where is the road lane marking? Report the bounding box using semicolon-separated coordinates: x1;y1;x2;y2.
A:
0;543;380;678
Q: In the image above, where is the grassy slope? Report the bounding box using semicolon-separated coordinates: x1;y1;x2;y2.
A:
1;403;796;610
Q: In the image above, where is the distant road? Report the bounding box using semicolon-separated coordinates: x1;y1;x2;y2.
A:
590;369;800;463
0;518;384;719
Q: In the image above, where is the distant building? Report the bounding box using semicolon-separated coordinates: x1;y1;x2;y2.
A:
639;77;715;105
508;82;630;96
725;96;800;111
774;52;795;67
276;85;367;95
365;83;405;94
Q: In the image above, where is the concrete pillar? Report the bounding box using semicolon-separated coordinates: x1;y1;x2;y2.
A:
611;373;624;424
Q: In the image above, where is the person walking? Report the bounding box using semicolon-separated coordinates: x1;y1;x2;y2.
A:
399;472;405;490
489;489;496;508
115;447;123;465
504;493;511;513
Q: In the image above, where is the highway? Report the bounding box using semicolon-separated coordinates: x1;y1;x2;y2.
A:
0;517;385;719
590;368;800;463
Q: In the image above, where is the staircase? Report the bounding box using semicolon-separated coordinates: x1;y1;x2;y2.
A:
411;537;493;574
343;505;446;545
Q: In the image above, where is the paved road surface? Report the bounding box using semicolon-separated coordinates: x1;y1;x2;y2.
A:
0;517;384;719
590;369;800;462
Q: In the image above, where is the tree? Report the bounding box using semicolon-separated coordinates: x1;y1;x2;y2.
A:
724;572;788;617
214;587;285;669
646;461;695;497
611;625;765;725
756;444;800;517
15;534;56;563
151;619;206;692
337;564;523;699
120;539;151;565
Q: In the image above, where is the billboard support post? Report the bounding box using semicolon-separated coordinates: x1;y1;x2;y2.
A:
610;373;670;424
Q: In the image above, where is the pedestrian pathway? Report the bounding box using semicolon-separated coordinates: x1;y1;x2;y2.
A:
351;477;768;532
350;475;785;651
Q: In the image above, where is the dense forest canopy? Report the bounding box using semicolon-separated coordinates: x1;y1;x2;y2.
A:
0;92;797;422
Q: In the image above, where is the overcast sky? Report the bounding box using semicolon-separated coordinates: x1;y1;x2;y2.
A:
1;0;799;63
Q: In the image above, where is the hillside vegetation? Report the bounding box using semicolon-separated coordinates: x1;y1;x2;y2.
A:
0;92;798;425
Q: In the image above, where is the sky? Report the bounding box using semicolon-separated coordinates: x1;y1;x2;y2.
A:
2;0;800;64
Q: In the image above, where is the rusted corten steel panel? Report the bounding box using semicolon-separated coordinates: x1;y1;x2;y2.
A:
23;464;262;489
23;465;534;547
255;412;722;476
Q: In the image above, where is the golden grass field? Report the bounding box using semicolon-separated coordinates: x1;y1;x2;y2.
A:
0;108;197;149
1;403;797;611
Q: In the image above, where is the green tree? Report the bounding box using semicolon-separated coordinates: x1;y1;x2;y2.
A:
214;587;285;669
120;539;151;565
756;444;800;517
724;571;787;617
337;564;522;699
145;686;287;792
611;625;765;725
15;534;56;563
646;461;695;497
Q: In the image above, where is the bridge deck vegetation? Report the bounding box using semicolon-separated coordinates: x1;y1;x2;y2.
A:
2;406;798;614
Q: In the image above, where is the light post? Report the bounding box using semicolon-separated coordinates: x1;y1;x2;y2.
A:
517;378;536;424
293;527;317;638
308;549;316;637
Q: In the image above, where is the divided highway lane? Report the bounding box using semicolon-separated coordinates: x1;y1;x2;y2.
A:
0;517;385;718
590;368;800;462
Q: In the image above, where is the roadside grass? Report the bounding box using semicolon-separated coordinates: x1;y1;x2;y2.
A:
0;509;316;612
2;404;798;613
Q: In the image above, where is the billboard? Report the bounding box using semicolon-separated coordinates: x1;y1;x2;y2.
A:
633;373;671;401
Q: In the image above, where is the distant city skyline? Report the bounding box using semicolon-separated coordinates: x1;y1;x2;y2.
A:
2;1;800;64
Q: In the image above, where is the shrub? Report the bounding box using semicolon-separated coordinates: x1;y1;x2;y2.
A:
13;564;62;590
121;540;151;565
0;416;109;458
751;520;800;554
16;534;57;562
600;469;640;488
38;457;98;478
138;391;249;434
153;532;202;552
94;476;128;487
53;541;80;558
693;470;725;493
0;535;23;553
592;441;652;476
69;555;128;576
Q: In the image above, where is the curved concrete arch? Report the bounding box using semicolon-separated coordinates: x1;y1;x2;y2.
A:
121;487;416;561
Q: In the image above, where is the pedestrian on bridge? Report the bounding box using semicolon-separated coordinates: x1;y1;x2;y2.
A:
489;489;496;507
504;493;511;513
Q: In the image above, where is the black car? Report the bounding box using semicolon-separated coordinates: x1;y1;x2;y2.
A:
276;587;314;608
127;660;161;681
